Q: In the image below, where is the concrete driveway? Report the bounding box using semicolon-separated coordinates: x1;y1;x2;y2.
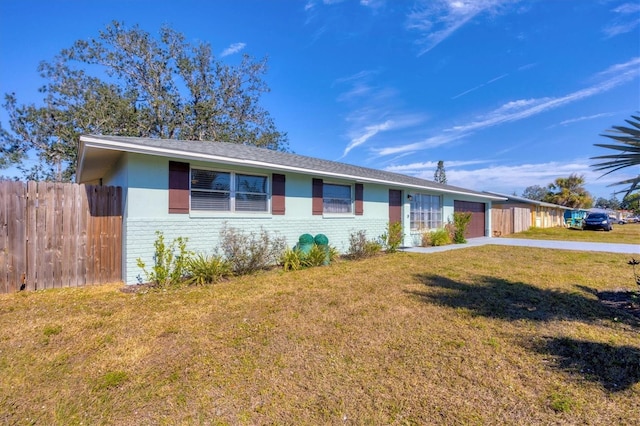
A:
402;237;640;255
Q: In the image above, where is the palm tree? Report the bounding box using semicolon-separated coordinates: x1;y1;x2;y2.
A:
591;114;640;198
543;174;593;208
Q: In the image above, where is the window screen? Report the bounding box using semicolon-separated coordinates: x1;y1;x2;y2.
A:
235;174;268;212
190;169;231;211
323;183;352;213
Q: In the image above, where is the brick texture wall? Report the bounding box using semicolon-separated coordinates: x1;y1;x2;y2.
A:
125;216;387;284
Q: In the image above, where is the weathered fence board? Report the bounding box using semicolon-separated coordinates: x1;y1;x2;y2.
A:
0;181;122;293
492;206;531;236
513;207;530;234
26;182;38;291
491;208;512;236
1;182;26;293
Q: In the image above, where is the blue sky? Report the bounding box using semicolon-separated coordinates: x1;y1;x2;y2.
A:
1;0;639;199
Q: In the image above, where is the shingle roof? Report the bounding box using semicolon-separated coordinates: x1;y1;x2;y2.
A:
484;191;571;209
79;135;504;200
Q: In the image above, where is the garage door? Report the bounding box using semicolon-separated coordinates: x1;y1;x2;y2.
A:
454;201;486;238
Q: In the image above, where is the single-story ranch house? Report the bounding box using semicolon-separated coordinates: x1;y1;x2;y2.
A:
77;135;505;284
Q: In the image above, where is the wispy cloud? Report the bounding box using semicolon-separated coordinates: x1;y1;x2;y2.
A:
517;62;537;71
556;112;620;127
334;70;380;102
384;159;488;175
384;159;632;196
337;83;373;102
220;42;246;57
375;57;640;157
451;73;509;99
335;70;428;158
406;0;520;56
343;113;427;157
448;57;639;134
334;70;379;85
603;19;640;37
343;120;394;157
360;0;385;8
374;133;468;156
444;161;591;193
603;2;640;38
596;56;640;78
614;3;640;14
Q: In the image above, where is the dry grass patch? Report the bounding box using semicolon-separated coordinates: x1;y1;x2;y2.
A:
510;222;640;244
1;247;639;424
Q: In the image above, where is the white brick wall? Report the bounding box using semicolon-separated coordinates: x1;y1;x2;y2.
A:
124;216;388;284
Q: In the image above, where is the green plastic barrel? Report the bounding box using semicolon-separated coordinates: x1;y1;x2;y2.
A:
314;234;330;265
297;234;315;255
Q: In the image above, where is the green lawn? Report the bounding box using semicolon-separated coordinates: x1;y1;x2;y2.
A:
509;222;640;244
1;246;639;424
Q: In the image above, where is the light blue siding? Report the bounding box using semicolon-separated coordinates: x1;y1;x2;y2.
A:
118;155;394;283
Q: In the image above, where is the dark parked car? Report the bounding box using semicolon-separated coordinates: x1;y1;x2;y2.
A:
582;212;613;231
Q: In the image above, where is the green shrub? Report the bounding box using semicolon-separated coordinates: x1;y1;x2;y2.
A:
381;221;403;253
136;231;191;287
364;241;382;257
452;212;472;244
281;248;303;272
219;225;286;275
348;230;382;260
302;244;329;267
185;253;231;285
281;243;337;272
328;245;340;263
429;228;452;246
421;231;432;247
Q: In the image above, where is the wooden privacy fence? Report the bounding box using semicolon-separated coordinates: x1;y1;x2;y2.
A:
0;181;122;293
492;207;531;236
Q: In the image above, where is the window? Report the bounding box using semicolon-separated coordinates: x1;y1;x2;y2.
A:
235;174;268;212
410;194;442;230
190;168;268;212
191;170;230;211
323;183;352;214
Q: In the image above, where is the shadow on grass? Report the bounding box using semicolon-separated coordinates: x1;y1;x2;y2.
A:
409;274;640;391
409;274;639;326
530;337;640;391
577;285;640;320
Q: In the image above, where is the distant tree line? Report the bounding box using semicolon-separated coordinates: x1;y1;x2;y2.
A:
522;175;638;212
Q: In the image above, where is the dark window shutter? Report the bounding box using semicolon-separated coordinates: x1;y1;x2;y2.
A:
169;161;190;214
355;183;364;215
312;178;323;215
272;173;286;215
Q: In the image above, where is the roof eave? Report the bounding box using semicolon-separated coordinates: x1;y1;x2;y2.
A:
485;191;571;209
79;135;502;200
